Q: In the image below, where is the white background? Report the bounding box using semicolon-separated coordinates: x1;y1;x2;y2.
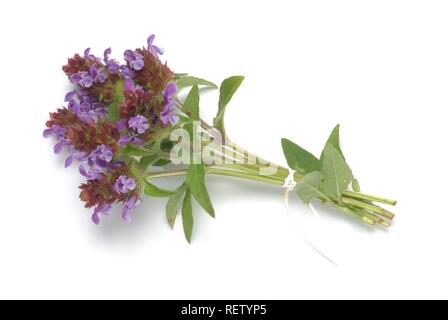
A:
0;0;447;299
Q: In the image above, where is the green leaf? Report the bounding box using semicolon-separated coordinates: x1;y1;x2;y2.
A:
121;144;155;157
160;139;175;153
281;138;320;175
108;80;125;122
187;164;215;217
320;124;344;161
165;183;187;228
174;73;189;79
296;171;327;204
152;159;171;167
139;155;159;171
183;85;200;120
213;76;245;136
144;181;175;198
176;76;217;90
182;188;194;243
139;156;171;171
352;178;361;192
178;115;193;126
320;144;353;202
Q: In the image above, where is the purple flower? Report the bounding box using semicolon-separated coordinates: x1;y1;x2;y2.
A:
65;88;86;101
66;90;107;124
88;144;113;167
70;71;94;88
128;115;150;134
118;135;144;146
43;125;67;140
114;175;137;194
103;48;121;74
124;50;144;71
79;145;115;180
147;34;164;56
89;64;107;84
120;66;135;78
70;63;107;88
84;48;100;62
160;108;179;126
92;204;112;225
64;91;77;102
79;164;104;181
122;196;140;222
116;119;127;132
124;79;144;97
79;111;99;124
79;75;94;88
64;147;88;168
160;83;179;126
124;78;135;92
44;125;89;167
163;82;177;102
53;139;70;154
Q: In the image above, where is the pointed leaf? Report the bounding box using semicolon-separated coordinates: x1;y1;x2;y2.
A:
139;156;170;171
144;181;175;198
166;183;187;228
213;76;244;136
281;138;320;175
182;188;194;243
320;124;344;161
121;144;155;157
187;164;215;217
152;159;171;167
321;144;353;202
176;76;217;90
296;171;327;204
183;85;200;120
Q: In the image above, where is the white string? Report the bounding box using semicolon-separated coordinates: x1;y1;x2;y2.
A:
282;168;338;266
283;168;297;192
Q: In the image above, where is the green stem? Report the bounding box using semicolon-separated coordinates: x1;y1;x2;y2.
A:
342;190;397;206
341;197;395;220
218;141;397;209
168;99;397;226
145;166;284;186
146;169;187;180
209;168;284;185
329;203;376;225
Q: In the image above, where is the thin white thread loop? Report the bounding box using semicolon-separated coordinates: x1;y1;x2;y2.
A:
281;167;337;266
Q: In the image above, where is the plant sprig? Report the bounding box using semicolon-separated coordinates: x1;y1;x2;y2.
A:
45;36;396;243
142;75;396;242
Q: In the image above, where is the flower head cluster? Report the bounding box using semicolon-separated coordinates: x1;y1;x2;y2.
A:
45;35;178;224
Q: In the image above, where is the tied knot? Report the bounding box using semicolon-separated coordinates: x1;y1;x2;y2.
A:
283;168;297;192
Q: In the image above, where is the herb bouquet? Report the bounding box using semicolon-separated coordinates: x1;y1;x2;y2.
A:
44;35;397;242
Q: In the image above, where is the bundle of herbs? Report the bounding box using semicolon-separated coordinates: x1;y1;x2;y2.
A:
44;35;396;242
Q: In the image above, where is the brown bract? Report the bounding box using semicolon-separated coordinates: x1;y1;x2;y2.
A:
46;108;120;153
133;48;174;95
79;165;137;209
62;54;89;76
